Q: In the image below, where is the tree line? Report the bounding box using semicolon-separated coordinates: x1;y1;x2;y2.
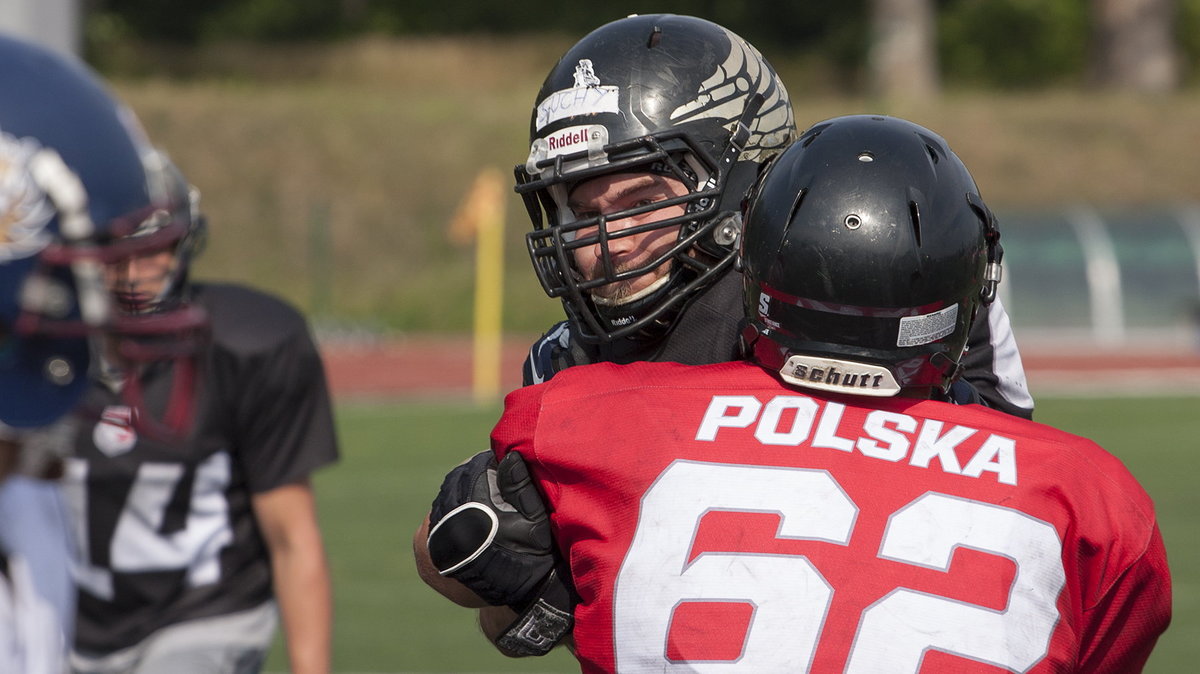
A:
87;0;1197;92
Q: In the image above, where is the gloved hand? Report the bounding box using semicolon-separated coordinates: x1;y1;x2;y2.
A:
427;450;576;655
427;450;555;608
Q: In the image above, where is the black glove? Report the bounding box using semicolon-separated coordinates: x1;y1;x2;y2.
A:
427;450;555;607
428;450;576;655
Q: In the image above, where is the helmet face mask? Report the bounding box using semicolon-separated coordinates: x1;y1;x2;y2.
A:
516;14;796;342
521;134;730;340
740;115;1002;397
104;149;207;317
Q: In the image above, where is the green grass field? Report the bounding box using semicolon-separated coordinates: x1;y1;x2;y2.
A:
268;394;1198;673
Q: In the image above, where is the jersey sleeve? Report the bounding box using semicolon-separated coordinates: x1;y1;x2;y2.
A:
1077;521;1172;672
227;308;339;493
491;384;554;501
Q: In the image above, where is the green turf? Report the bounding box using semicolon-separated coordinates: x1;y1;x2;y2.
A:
264;395;1197;672
1033;396;1198;674
266;400;577;672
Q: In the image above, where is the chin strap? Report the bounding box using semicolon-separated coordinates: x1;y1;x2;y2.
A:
720;93;764;171
969;192;1003;305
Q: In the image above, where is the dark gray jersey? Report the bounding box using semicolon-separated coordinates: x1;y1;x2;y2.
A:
62;283;339;655
524;269;1034;418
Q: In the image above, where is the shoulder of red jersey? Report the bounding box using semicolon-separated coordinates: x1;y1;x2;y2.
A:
911;396;1158;515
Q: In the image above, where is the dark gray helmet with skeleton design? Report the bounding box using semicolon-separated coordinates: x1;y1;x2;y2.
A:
515;14;796;342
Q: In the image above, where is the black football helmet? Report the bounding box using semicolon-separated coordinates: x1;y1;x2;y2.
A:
516;14;796;342
740;115;1002;397
0;34;206;431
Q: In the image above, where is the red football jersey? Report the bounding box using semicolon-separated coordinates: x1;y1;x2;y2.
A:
491;360;1170;673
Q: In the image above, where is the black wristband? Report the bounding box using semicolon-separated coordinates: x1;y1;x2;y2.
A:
494;568;575;656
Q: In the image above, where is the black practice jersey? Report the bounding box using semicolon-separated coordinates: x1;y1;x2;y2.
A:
524;269;1035;418
61;283;339;655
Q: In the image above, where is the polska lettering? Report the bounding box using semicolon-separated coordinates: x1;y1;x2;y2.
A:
695;394;1018;485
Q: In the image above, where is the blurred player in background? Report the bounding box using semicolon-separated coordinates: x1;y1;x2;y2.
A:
415;12;1035;657
420;114;1171;671
0;32;172;674
58;90;340;674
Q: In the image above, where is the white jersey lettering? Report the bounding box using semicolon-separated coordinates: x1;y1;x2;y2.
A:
695;394;1018;485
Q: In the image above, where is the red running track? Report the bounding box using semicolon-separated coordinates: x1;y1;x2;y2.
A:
320;336;1200;399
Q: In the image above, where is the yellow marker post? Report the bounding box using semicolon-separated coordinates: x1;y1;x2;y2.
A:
449;168;506;403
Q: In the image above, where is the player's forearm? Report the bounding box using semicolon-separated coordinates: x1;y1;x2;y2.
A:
272;540;333;674
479;606;520;653
254;483;334;674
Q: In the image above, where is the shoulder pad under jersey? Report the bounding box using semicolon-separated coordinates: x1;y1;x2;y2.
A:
522;322;573;386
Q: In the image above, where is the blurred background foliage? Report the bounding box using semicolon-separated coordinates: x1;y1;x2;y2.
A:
85;0;1200;88
67;1;1200;336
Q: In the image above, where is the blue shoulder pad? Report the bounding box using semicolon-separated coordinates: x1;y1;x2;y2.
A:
522;322;572;386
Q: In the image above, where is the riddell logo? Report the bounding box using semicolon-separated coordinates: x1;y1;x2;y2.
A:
780;355;900;397
547;128;589;152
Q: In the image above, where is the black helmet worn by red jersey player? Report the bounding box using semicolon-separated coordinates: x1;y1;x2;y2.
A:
741;115;1003;398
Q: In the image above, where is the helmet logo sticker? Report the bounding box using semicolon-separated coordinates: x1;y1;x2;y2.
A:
781;355;901;397
897;304;958;347
525;125;610;176
93;405;138;457
757;292;781;330
546;124;607;159
534;60;619;132
573;59;600;88
0;131;55;262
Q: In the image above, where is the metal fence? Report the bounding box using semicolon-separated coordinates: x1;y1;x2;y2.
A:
998;205;1200;350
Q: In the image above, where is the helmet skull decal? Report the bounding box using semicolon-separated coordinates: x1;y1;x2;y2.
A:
0;132;55;262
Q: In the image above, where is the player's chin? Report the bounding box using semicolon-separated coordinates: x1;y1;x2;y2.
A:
585;261;671;305
590;281;660;307
114;293;155;314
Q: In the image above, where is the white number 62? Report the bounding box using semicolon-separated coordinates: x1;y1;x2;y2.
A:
614;460;1065;672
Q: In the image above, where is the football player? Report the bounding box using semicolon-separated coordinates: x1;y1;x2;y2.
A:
422;114;1172;671
60;139;339;671
0;33;179;674
417;13;1035;657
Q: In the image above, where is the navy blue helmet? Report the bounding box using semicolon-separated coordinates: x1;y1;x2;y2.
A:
0;34;203;429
